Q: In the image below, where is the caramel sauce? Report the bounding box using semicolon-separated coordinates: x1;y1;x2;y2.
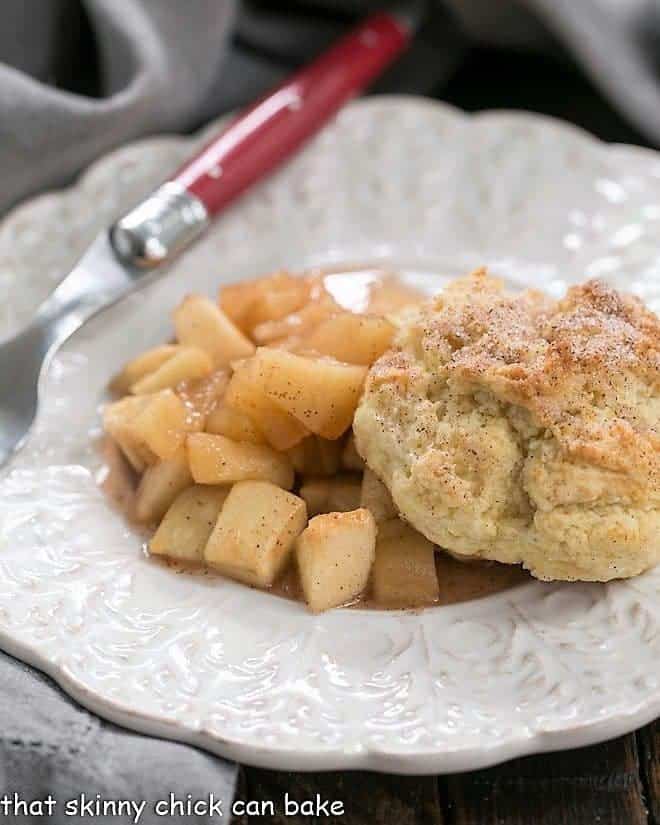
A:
432;554;529;606
99;268;531;611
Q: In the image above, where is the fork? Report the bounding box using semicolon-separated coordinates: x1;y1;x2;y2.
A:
0;9;416;467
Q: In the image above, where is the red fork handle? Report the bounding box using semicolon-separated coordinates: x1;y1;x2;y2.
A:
175;12;410;215
111;12;410;268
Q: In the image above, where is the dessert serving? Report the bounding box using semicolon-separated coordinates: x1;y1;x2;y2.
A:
6;99;660;772
101;266;660;611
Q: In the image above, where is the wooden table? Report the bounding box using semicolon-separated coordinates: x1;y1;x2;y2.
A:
237;46;655;825
237;722;658;823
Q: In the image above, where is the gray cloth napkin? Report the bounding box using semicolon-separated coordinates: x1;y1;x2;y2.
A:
3;0;660;213
0;651;236;823
0;0;237;212
1;0;660;815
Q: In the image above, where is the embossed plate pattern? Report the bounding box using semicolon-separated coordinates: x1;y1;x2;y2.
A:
0;98;659;773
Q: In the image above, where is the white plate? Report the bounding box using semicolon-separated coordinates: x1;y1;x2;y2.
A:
1;97;659;774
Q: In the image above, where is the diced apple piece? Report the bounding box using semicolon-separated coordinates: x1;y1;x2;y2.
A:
372;521;439;608
205;402;266;444
296;508;376;612
135;448;193;523
218;280;261;332
149;485;229;562
271;334;305;353
341;433;365;471
361;468;397;523
251;294;338;345
174;294;255;368
131;347;213;394
102;395;154;471
299;477;362;517
204;481;307;587
132;389;192;460
224;358;307;450
187;432;294;489
255;348;367;439
220;271;311;333
104;391;195;469
110;345;179;395
245;273;311;330
303;313;394;365
268;335;305;352
177;369;229;431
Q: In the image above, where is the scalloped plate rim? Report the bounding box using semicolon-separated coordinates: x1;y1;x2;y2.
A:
3;626;660;775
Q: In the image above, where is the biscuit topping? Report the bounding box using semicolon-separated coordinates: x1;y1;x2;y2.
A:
354;269;660;582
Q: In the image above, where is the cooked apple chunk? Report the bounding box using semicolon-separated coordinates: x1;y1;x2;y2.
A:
224;358;307;450
205;402;266;444
177;369;229;432
132;389;193;460
299;476;362;517
174;294;255;368
296;508;376;612
102;395;154;471
131;346;213;394
303;313;394;365
360;468;397;523
218;280;260;332
149;485;229;562
219;271;310;333
135;448;193;523
244;272;311;331
204;481;307;587
255;348;367;439
270;334;305;353
372;522;439;608
251;294;338;345
110;345;179;395
187;433;294;489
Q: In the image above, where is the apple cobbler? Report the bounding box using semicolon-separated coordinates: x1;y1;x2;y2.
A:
103;267;655;611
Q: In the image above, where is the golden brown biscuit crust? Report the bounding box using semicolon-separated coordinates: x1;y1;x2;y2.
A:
353;270;660;581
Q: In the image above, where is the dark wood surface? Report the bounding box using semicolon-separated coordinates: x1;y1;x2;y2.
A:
237;46;657;825
238;724;656;823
